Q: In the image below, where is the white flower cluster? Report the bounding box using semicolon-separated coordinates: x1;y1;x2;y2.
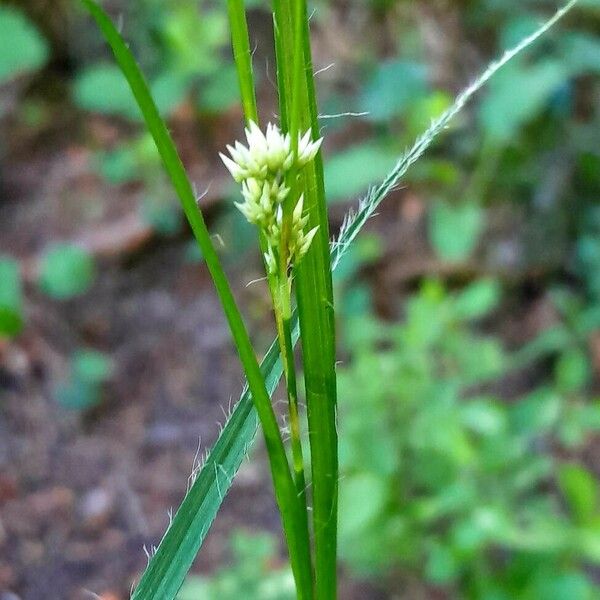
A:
220;121;322;274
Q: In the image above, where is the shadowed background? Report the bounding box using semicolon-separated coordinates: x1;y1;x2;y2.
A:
0;1;599;599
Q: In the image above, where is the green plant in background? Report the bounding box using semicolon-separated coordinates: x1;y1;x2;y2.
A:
337;279;600;598
38;244;96;300
79;0;579;598
0;256;24;337
464;0;600;275
575;206;600;301
324;0;599;283
0;244;96;339
0;246;106;411
0;6;49;85
74;0;239;236
55;349;113;410
0;6;49;166
428;200;485;262
179;531;295;600
96;132;182;235
0;246;106;410
74;0;234;121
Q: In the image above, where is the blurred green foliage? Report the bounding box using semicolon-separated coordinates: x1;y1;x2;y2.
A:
324;143;398;202
326;0;599;302
70;0;242;233
336;279;600;598
0;256;24;337
359;60;429;123
429;201;485;262
575;206;600;301
0;6;48;85
55;349;113;410
1;243;98;339
38;244;96;300
73;0;235;121
95;132;182;234
1;1;599;595
178;531;294;600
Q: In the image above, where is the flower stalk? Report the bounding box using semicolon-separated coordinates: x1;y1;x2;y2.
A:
220;119;323;483
220;58;323;600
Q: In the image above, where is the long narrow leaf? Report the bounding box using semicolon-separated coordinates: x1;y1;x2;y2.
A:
226;1;314;596
85;2;577;598
134;322;297;599
80;2;308;598
290;3;339;597
226;0;258;123
331;0;578;270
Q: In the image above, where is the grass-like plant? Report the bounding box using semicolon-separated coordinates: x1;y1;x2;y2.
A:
81;0;578;598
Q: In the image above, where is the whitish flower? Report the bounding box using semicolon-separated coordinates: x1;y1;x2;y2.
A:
297;129;323;167
288;195;319;265
266;204;284;247
236;178;291;229
245;120;269;162
220;121;322;183
221;121;322;271
264;245;278;276
220;140;267;182
266;122;292;172
293;193;308;227
236;181;269;227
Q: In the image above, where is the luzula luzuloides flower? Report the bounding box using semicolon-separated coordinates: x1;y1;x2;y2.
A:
220;121;322;274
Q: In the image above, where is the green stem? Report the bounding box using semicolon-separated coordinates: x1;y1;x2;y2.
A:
270;10;312;557
272;2;293;131
226;0;258;124
273;278;309;507
278;0;306;278
226;2;313;597
289;0;305;154
272;2;339;597
294;3;339;598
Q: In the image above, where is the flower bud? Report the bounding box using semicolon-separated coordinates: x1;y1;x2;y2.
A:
220;122;323;272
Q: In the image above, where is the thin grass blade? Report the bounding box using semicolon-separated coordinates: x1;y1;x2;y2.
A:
226;0;258;123
332;0;579;270
81;1;311;597
289;4;339;597
132;324;296;599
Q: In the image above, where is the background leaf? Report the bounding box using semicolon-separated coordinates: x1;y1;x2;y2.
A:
38;244;96;300
359;60;428;122
429;201;485;261
0;6;49;84
0;256;24;337
325;143;398;203
479;60;566;141
559;464;598;525
74;64;188;120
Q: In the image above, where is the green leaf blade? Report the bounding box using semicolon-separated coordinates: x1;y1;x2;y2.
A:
0;6;49;84
81;2;305;597
133;325;293;599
